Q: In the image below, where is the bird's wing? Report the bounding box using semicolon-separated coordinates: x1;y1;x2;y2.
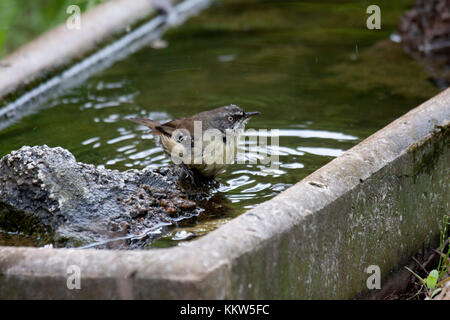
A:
156;118;193;137
130;117;194;139
155;122;177;136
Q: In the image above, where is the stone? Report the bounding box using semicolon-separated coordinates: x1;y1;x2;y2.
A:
0;145;220;249
398;0;450;86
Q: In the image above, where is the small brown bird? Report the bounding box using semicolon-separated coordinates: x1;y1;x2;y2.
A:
129;105;259;179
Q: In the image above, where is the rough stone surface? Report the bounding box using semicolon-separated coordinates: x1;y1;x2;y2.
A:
0;145;217;249
399;0;450;85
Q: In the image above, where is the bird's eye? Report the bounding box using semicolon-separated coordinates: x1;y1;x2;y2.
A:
228;116;234;122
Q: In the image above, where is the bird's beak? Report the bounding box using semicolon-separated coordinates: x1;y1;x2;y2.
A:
243;111;260;118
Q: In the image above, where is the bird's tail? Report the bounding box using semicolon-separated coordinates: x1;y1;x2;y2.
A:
128;118;162;134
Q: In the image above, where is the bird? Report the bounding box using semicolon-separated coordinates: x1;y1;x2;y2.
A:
129;104;259;181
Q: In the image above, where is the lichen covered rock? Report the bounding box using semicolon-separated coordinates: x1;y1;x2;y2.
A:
0;145;220;249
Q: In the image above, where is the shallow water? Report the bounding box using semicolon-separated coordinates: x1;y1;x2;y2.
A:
0;0;439;248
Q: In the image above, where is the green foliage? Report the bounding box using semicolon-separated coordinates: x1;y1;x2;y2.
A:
426;269;438;290
405;214;450;299
437;214;450;276
0;0;104;58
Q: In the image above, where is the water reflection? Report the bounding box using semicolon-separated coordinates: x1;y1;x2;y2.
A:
245;129;358;141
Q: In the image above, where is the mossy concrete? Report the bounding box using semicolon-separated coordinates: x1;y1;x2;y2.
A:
0;88;449;299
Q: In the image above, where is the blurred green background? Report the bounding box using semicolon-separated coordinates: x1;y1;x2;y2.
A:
0;0;104;58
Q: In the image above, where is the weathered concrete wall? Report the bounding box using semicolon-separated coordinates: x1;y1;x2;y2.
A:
0;88;448;299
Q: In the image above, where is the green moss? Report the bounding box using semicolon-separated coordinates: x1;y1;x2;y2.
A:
0;231;42;247
53;235;87;248
0;203;53;245
410;122;450;182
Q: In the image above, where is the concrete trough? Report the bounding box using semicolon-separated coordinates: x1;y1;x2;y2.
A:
0;88;448;299
0;0;449;300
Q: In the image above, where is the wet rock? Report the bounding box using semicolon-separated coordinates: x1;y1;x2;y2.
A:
0;145;220;249
398;0;450;87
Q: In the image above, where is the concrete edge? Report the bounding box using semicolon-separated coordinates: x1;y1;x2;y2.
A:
1;88;449;299
0;0;211;131
0;0;159;103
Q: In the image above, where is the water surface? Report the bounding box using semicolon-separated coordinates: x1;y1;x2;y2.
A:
0;0;438;248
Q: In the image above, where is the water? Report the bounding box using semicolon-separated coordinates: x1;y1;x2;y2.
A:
0;0;439;248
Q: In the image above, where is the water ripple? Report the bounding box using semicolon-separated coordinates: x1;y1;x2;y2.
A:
245;129;358;141
79;121;357;215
